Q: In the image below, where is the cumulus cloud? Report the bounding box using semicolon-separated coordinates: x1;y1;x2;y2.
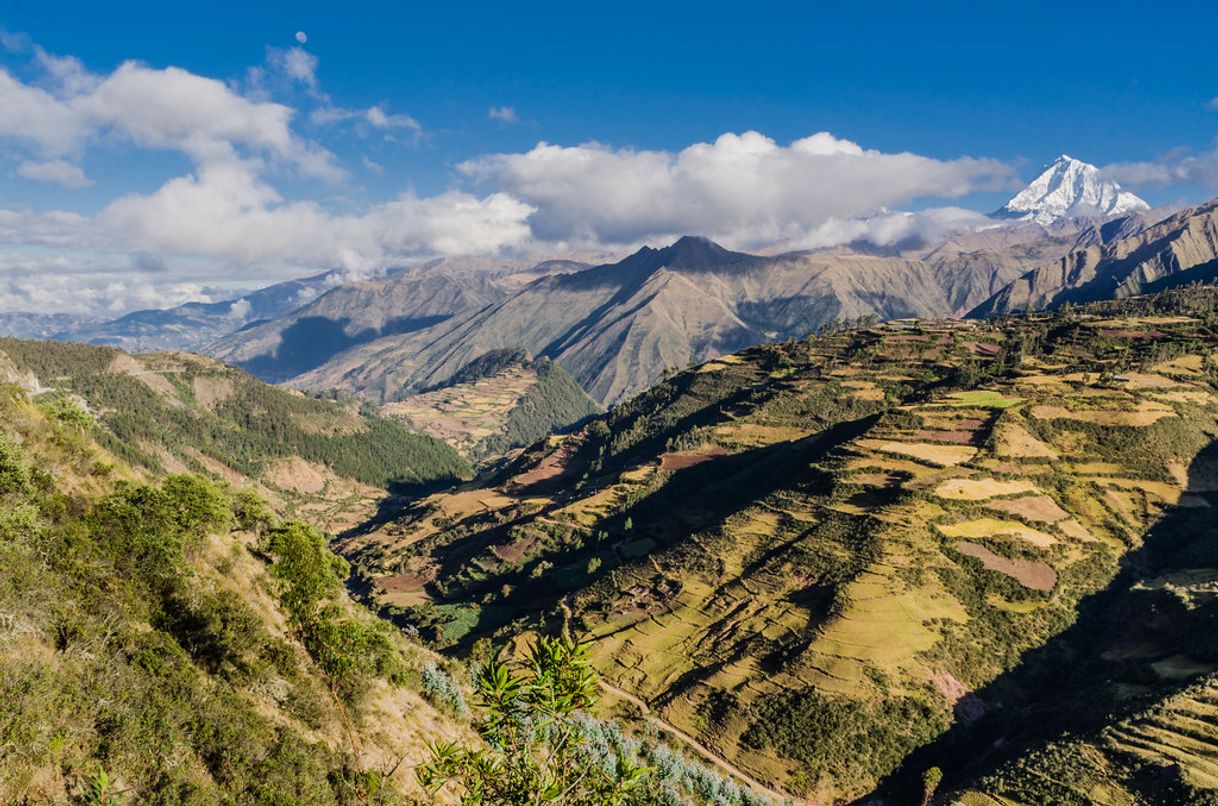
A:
0;160;534;274
1104;145;1218;189
488;105;519;124
459;131;1014;247
16;158;92;188
295;31;308;45
0;56;342;179
0;36;1027;317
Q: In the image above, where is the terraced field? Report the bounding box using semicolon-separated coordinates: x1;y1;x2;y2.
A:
342;287;1218;802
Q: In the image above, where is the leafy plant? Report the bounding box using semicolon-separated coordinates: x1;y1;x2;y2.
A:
418;635;652;804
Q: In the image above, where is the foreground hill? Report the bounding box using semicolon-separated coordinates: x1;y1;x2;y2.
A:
0;338;470;531
341;286;1218;802
0;345;475;802
288;235;1040;407
971;199;1218;318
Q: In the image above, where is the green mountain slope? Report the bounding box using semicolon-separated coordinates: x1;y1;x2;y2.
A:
0;338;470;532
383;350;601;460
340;286;1218;802
0;356;472;803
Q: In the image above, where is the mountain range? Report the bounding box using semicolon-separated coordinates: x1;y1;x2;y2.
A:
2;156;1208;453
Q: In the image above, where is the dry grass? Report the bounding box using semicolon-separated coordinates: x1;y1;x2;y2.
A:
933;477;1038;501
995;422;1059;459
1030;400;1175;426
857;439;978;467
937;518;1057;548
986;495;1070;524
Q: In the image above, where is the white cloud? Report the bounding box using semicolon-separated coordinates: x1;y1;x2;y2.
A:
295;31;308;45
0;55;342;179
488;105;519;124
269;46;318;88
16;158;92;188
1104;145;1218;189
1205;97;1218;111
3;161;533;269
784;207;992;251
362;155;384;174
459;131;1014;247
364;105;420;131
227;298;252;319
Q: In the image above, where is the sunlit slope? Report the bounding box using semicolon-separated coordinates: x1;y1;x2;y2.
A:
343;286;1218;801
0;350;471;803
0;337;470;530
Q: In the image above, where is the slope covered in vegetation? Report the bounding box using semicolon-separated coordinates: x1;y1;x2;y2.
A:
0;338;470;531
384;352;600;461
0;371;472;803
343;285;1218;802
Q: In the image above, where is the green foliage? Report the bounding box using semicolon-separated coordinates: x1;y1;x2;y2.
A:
0;434;33;496
261;521;410;702
741;689;948;788
0;337;471;489
478;359;602;457
263;521;348;625
80;766;123;805
418;635;652;804
36;394;96;431
422;660;469;716
87;475;232;589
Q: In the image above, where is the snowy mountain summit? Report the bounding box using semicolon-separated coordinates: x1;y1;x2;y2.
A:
995;155;1149;225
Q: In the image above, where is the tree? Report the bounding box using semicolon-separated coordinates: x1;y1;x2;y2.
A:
921;766;943;806
418;635;652;804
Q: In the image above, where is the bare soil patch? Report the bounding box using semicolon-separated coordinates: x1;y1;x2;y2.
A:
933;478;1037;500
986;494;1070;524
265;456;329;495
956;541;1057;591
659;445;730;471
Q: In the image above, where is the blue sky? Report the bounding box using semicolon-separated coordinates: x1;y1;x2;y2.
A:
1;0;1217;314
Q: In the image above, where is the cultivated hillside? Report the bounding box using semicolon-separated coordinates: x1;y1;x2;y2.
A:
382;349;601;460
339;286;1218;802
288;235;1043;407
0;337;787;806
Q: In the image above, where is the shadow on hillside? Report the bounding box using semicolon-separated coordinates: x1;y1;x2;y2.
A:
864;438;1218;804
428;414;882;654
236;313;450;381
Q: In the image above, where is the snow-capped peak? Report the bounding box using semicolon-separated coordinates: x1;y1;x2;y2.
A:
995;155;1148;225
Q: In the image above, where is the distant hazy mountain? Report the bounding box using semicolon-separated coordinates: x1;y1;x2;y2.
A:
970;199;1218;318
58;269;347;352
208;257;591;383
0;312;97;339
995;154;1149;225
285;235;1048;406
